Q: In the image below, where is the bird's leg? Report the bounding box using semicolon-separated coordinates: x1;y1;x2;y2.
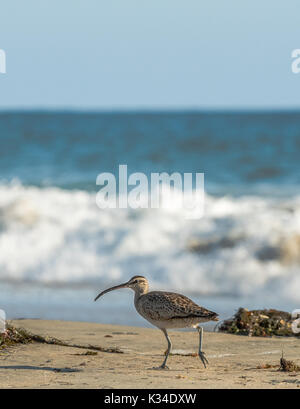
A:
197;326;209;368
153;328;172;370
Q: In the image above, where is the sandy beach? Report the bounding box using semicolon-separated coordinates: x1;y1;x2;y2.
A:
0;319;300;389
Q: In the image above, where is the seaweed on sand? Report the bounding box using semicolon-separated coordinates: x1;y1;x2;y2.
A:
0;323;123;353
280;355;300;372
219;308;299;337
0;324;33;349
257;354;300;372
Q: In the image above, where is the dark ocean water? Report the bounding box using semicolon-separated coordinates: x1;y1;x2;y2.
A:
1;111;300;192
0;111;300;325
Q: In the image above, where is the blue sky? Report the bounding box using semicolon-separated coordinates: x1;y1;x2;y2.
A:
0;0;300;109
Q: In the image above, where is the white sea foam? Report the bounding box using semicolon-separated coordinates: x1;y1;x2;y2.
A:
0;181;300;303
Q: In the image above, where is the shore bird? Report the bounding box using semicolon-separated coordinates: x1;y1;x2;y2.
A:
94;275;218;369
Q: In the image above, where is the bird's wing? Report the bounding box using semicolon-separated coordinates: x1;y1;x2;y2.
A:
138;291;217;322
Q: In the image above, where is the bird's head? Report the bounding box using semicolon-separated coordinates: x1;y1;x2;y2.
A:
94;275;149;301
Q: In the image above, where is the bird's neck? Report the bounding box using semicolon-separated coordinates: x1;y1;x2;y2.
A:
134;287;148;304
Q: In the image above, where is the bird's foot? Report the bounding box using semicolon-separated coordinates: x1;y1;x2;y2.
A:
199;351;209;368
153;364;169;370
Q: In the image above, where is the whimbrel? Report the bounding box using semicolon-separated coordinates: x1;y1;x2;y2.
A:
94;275;218;369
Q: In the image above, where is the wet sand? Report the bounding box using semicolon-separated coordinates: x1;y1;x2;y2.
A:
0;319;300;389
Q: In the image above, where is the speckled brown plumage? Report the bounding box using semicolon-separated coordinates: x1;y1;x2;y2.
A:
136;291;217;324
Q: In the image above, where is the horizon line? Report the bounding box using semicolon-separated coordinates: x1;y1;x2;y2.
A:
1;106;300;114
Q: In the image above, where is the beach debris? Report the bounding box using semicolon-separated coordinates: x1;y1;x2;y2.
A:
0;324;33;349
0;323;123;354
257;354;300;372
256;363;278;369
219;308;299;337
280;354;300;372
73;351;98;356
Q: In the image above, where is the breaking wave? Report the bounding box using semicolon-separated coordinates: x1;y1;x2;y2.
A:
0;181;300;303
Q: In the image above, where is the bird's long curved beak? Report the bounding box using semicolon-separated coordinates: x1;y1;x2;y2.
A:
94;281;129;301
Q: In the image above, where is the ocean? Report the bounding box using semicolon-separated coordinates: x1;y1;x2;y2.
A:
0;111;300;327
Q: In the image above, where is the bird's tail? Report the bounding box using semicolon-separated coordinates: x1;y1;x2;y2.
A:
210;312;219;321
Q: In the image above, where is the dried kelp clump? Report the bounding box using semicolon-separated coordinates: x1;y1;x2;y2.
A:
219;308;299;337
0;324;34;350
257;354;300;372
0;323;123;353
280;356;300;372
